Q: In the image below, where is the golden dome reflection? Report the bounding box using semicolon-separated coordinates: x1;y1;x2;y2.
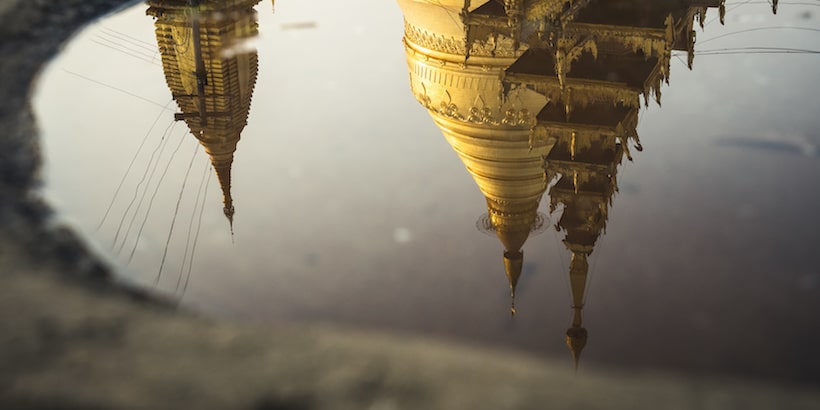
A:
397;0;749;368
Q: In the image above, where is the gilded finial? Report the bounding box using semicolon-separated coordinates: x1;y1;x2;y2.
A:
510;290;516;316
565;325;588;370
504;250;523;316
211;154;236;238
566;251;590;369
224;204;235;242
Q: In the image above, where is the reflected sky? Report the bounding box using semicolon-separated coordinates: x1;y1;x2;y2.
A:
33;0;820;384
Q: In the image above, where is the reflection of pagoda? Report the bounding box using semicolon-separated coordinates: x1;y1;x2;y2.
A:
147;0;261;230
399;0;559;315
530;0;735;369
400;1;738;367
544;109;626;369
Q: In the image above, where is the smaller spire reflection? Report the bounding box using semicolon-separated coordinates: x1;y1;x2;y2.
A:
148;0;261;232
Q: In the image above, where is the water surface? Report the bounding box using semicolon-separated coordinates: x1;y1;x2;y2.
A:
34;0;820;384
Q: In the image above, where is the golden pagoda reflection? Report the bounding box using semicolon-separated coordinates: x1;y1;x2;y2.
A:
544;108;626;369
398;0;562;316
399;0;746;368
147;0;261;232
533;0;736;370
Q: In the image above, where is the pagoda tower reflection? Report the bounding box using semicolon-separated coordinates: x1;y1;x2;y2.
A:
399;0;740;367
147;0;261;230
398;0;560;315
543;106;626;369
534;0;734;369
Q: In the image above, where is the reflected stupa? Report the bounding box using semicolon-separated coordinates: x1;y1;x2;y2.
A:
147;0;261;232
398;0;563;316
399;0;741;368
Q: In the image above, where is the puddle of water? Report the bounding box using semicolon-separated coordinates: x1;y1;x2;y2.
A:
33;0;820;384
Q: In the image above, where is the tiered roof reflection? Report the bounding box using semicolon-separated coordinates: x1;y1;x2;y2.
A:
399;0;736;367
147;0;261;231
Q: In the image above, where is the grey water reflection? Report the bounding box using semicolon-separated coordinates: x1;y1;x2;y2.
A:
35;0;820;384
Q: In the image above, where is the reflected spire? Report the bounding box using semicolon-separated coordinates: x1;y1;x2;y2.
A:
504;250;523;316
545;100;626;369
531;0;742;368
565;250;589;369
207;143;235;231
148;0;261;233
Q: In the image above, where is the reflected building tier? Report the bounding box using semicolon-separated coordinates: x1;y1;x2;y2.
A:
147;0;261;230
